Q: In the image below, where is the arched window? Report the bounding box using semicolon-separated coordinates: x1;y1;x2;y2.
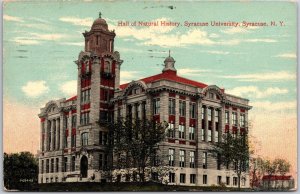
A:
104;61;111;73
85;60;90;73
81;132;88;146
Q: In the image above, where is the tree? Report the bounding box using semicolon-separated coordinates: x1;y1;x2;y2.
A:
106;117;168;182
212;131;250;190
263;159;276;190
4;152;38;191
273;158;291;189
249;157;266;188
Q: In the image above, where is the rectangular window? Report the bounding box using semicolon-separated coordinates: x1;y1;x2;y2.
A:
179;125;185;139
217;154;221;170
179;100;186;117
80;112;90;125
190;174;196;184
179;150;185;167
201;107;205;120
217;176;222;185
168;123;175;138
190;103;196;118
215;130;219;143
189;126;195;140
225;111;229;124
169;172;175;183
201;128;205;141
41;160;44;174
215;110;219;122
99;154;103;170
207;108;212;121
71;134;76;147
190;151;195;168
180;173;186;183
241;178;246;186
226;176;230;185
240;114;245;127
50;159;54;173
232;112;237;126
63;157;68;172
153;98;160;115
81;132;88;146
233;177;238;186
208;129;212;142
169;98;175;115
203;175;207;184
169;149;175;166
71;115;76;128
203;152;207;169
46;159;49;173
56;158;59;172
71;156;75;171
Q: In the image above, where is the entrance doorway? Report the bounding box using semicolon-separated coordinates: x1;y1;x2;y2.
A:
80;156;88;178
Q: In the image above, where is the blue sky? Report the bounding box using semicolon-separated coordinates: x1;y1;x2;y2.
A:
3;1;297;177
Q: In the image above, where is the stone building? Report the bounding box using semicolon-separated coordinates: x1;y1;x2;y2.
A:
38;15;251;187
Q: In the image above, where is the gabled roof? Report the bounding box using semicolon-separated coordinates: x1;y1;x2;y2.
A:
120;70;208;90
65;95;77;102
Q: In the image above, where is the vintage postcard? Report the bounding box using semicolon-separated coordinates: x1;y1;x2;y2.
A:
3;0;297;191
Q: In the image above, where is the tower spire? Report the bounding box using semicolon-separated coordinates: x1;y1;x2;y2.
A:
169;49;171;57
99;12;102;18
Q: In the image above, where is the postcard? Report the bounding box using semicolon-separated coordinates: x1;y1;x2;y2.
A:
3;0;297;191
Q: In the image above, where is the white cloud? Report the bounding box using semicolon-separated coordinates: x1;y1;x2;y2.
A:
275;53;297;59
177;68;211;76
60;80;77;96
244;38;277;43
250;100;296;112
222;71;296;82
3;14;24;22
200;50;230;55
13;38;40;45
13;33;67;45
59;17;93;27
22;81;49;98
60;42;84;46
227;86;288;98
120;71;139;84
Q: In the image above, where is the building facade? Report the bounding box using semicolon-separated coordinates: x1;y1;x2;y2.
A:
38;15;251;187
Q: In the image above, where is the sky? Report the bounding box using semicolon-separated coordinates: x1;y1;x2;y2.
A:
3;1;297;181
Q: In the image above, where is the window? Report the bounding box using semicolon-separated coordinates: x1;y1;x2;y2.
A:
153;98;160;115
71;156;75;171
201;128;205;141
104;61;111;73
226;176;230;185
104;154;108;169
217;176;222;185
215;110;219;122
179;150;185;167
189;126;195;140
63;157;68;172
56;158;59;172
179;100;186;117
225;111;229;124
180;174;186;183
168;123;175;138
81;132;88;146
168;149;175;166
99;132;108;145
190;151;195;168
41;160;44;174
71;115;76;128
232;112;237;126
203;152;207;169
241;178;246;186
99;154;103;170
81;89;90;103
64;130;68;148
51;159;54;173
80;112;90;125
190;174;196;184
208;108;212;121
71;134;76;148
240;114;245;127
85;60;90;73
233;177;238;186
201;107;205;120
169;172;175;183
203;175;207;184
169;98;175;115
179;125;185;139
215;130;219;143
190;103;196;118
208;129;212;142
209;92;214;99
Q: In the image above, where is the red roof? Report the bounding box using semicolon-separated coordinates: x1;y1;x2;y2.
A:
65;95;77;102
120;70;208;90
262;175;293;181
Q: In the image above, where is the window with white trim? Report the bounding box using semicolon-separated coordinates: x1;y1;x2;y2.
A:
179;124;185;139
179;150;185;167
